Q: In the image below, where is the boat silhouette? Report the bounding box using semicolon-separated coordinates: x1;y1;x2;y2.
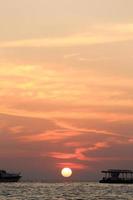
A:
100;169;133;184
0;170;21;182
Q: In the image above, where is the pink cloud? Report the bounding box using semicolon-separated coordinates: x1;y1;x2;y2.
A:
48;152;76;159
19;130;82;143
65;142;81;147
57;162;88;170
47;142;109;162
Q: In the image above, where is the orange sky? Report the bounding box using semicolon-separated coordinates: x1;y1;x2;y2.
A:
0;0;133;180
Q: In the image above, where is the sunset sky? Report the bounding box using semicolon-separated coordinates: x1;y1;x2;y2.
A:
0;0;133;180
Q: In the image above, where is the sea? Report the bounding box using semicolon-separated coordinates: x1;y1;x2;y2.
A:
0;182;133;200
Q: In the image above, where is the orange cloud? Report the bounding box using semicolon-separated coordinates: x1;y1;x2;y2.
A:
19;130;82;143
1;24;133;48
0;64;133;126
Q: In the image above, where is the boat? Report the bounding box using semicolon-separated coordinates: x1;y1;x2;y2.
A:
99;169;133;184
0;170;22;182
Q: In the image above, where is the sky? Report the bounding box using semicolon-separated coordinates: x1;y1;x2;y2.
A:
0;0;133;181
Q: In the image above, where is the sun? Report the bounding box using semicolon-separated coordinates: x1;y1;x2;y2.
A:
61;167;72;178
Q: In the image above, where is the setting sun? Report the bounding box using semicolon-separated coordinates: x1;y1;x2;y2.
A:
61;168;72;178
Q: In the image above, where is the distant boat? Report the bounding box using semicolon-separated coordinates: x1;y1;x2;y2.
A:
99;169;133;184
0;170;22;182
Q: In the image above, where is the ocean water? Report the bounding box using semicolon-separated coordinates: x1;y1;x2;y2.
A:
0;182;133;200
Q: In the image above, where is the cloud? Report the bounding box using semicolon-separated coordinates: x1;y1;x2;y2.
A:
9;126;24;134
47;142;109;161
1;24;133;48
64;53;80;59
54;120;121;137
49;152;76;160
57;162;88;170
0;112;133;176
128;138;133;143
19;129;83;143
0;63;133;125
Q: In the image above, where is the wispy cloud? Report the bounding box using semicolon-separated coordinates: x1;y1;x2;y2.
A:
57;162;88;170
1;24;133;48
47;142;109;161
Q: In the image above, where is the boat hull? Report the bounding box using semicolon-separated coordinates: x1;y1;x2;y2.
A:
99;179;133;184
0;176;21;183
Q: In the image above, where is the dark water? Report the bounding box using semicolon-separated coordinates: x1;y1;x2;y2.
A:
0;182;133;200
